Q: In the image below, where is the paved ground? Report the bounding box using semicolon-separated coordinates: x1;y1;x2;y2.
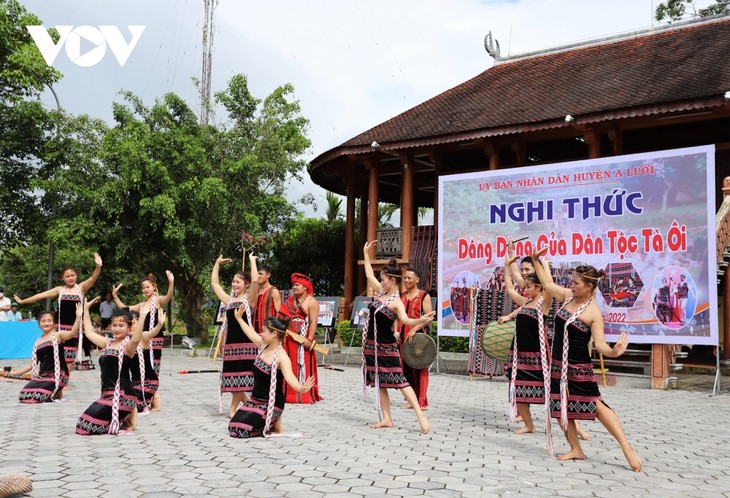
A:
1;350;729;498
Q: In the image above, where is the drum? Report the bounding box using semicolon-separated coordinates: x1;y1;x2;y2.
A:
481;321;515;362
402;333;437;370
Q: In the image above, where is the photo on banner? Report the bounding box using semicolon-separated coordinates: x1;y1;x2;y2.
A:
437;145;718;346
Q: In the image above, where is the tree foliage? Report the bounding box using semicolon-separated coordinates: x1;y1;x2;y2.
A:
655;0;728;22
0;0;62;246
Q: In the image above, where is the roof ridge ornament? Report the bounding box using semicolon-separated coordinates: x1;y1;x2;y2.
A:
484;31;501;61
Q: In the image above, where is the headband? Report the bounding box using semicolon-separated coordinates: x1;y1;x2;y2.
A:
291;273;313;295
579;273;599;281
383;272;402;278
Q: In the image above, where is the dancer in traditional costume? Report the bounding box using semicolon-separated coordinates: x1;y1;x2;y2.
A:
396;268;433;410
499;254;553;435
532;248;641;471
76;299;154;435
112;270;173;409
277;272;322;403
211;254;258;417
362;241;435;433
229;311;315;438
129;312;166;414
254;263;281;333
11;311;81;403
15;253;102;371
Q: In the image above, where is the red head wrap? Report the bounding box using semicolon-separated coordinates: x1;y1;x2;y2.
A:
291;273;313;295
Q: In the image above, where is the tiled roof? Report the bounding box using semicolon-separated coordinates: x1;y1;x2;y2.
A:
311;16;730;166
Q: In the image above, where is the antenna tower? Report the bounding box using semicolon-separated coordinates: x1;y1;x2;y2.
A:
200;0;218;125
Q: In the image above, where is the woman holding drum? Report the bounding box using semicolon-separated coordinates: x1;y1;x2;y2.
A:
499;253;553;437
531;247;641;471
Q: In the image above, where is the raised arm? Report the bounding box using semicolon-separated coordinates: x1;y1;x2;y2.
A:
507;239;525;288
79;253;102;293
504;255;528;306
532;246;571;302
211;255;233;304
14;286;60;305
82;298;108;350
537;255;555;316
363;240;383;295
157;270;175;307
234;303;264;349
277;351;315;394
111;283;138;312
247;255;259;307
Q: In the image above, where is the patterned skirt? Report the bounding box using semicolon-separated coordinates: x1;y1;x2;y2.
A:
18;373;69;404
133;378;160;410
549;359;602;420
363;339;409;389
220;342;258;393
75;390;138;435
507;350;546;404
229;397;284;438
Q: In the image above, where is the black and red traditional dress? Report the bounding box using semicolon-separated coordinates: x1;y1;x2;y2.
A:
18;336;69;403
76;341;137;435
507;306;549;405
220;301;256;395
130;346;159;411
399;290;430;408
363;294;409;390
58;291;83;365
550;307;602;421
144;306;165;376
278;296;322;403
228;354;285;438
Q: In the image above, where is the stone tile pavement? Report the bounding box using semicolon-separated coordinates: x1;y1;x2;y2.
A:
1;351;729;497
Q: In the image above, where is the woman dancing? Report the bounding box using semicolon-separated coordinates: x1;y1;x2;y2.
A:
129;311;166;414
396;267;433;410
76;299;158;435
499;253;553;436
211;254;258;417
10;310;82;403
362;241;435;433
531;248;641;471
14;253;102;369
229;309;314;438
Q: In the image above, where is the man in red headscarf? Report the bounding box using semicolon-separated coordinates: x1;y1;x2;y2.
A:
277;273;322;403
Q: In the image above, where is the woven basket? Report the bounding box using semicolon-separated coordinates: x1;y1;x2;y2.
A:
0;475;32;498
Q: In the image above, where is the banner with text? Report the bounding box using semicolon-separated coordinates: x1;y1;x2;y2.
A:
437;145;717;345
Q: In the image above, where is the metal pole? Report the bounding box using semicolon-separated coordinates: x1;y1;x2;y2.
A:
45;84;62;312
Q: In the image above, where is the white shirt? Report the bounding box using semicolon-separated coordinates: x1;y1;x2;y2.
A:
0;296;10;321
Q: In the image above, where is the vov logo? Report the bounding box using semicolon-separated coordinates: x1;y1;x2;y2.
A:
26;25;145;67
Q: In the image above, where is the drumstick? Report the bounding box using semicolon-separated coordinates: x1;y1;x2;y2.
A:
511;236;529;243
178;369;220;374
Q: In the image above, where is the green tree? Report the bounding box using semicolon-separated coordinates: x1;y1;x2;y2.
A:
0;0;62;246
99;75;310;342
269;216;346;296
655;0;728;22
325;191;343;223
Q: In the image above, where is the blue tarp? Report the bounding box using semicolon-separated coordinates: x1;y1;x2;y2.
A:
0;321;42;359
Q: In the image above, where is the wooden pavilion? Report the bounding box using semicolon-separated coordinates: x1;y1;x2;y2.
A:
308;14;730;381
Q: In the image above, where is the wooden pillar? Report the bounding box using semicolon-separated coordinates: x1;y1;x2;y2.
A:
366;157;379;248
484;142;500;170
429;151;442;234
344;167;356;309
607;129;624;155
511;142;527;166
400;152;414;265
584;129;601;159
358;168;368;294
651;344;671;389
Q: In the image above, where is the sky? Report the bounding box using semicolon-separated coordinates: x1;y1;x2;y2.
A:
19;0;717;219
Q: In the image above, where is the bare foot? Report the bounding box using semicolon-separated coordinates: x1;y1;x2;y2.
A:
416;412;430;434
623;446;642;472
577;428;592;441
515;415;523;423
401;403;413;410
556;449;586;461
514;426;535;434
151;393;161;411
370;420;394;429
